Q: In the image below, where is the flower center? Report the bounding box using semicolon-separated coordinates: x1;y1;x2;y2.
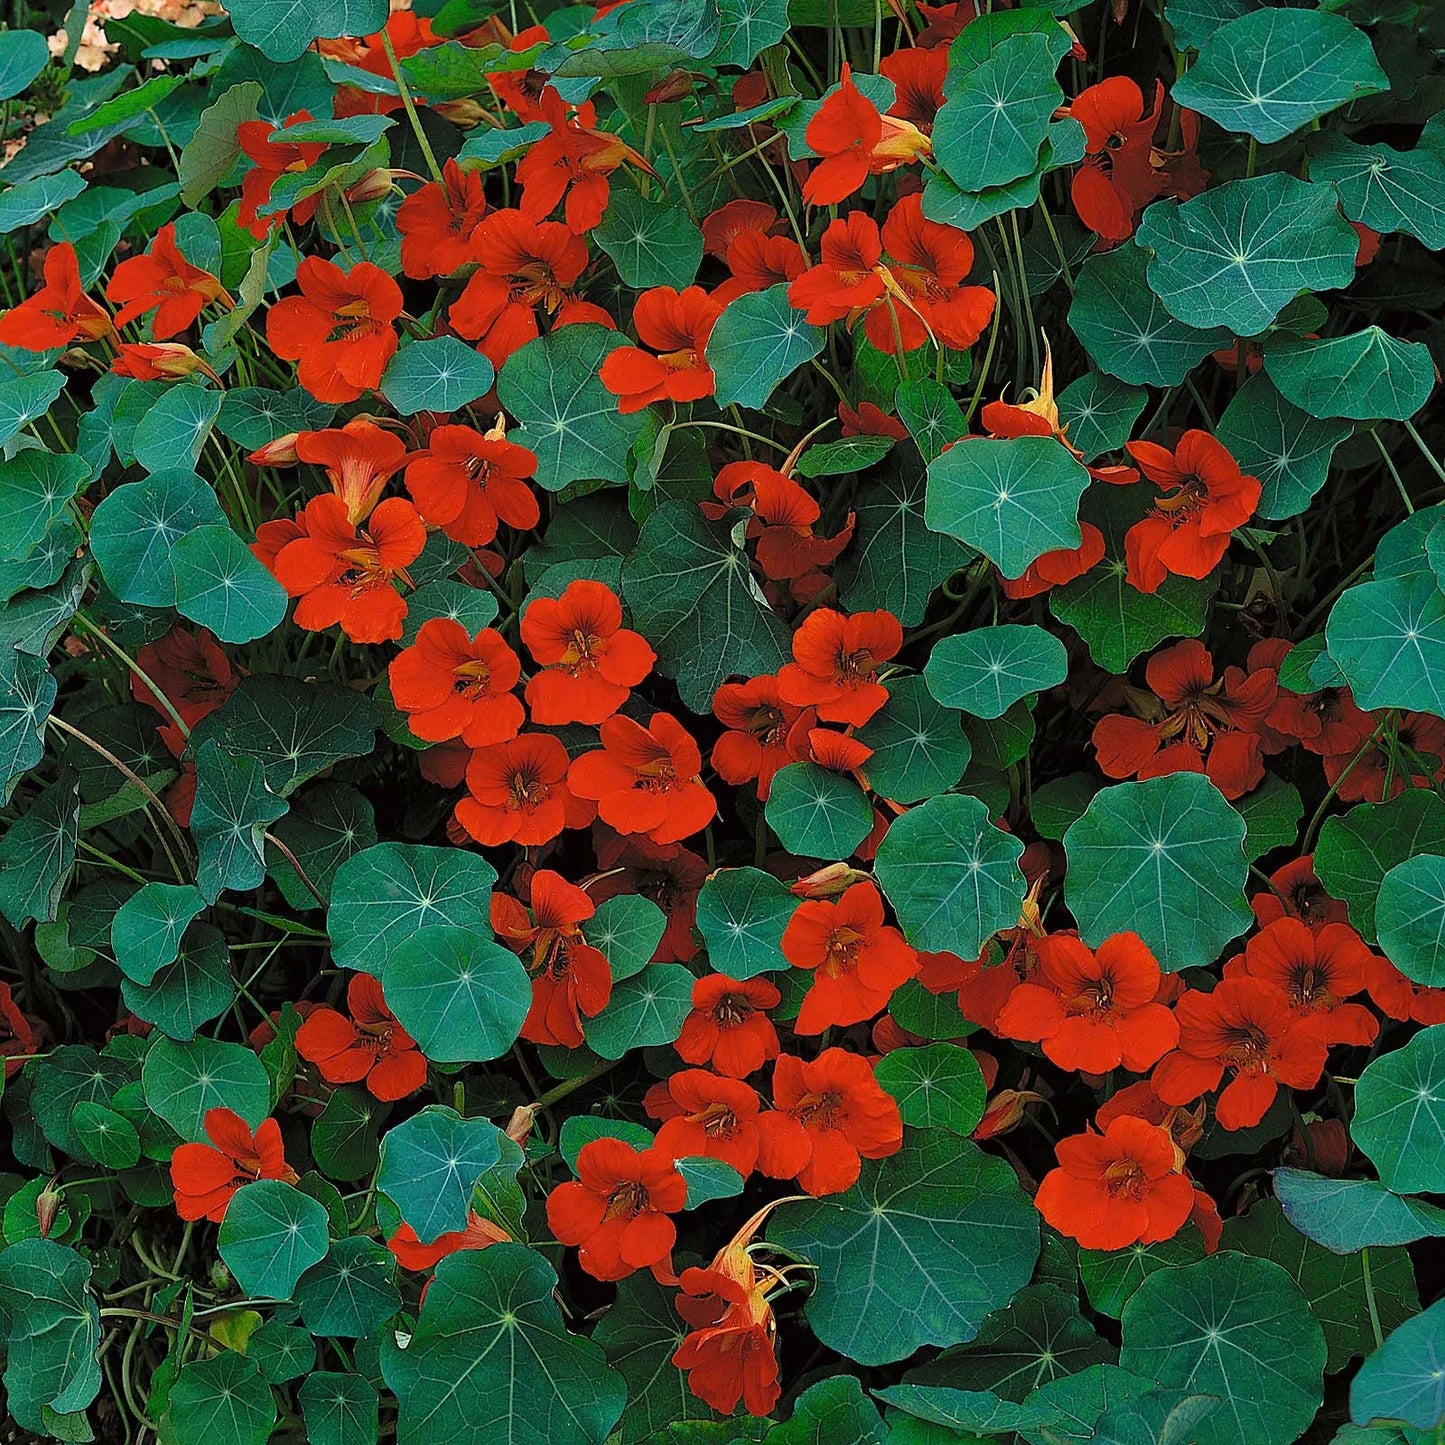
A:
1103;1158;1148;1200
605;1181;648;1219
822;926;863;977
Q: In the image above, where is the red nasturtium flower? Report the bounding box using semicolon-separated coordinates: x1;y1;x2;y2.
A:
546;1137;687;1281
0;981;38;1078
170;1108;298;1222
112;341;210;381
295;973;427;1101
1229;918;1379;1048
675;974;782;1078
1035;1115;1193;1250
521;579;656;724
236;110;328;236
295;419;409;525
1251;855;1350;930
710;675;811;800
801;64;931;205
996;932;1179;1074
492;870;612;1047
106;224;226;339
404;418;540;548
568;714;717;845
457;733;595;845
388;1211;511;1271
266;257;404;404
389;619;525;747
789;198;994;355
760;1048;904;1195
880;45;948;130
781;880;917;1032
1151;976;1330;1130
267;494;426;644
1067;78;1166;245
592;833;708;964
397;157;489;279
1092;639;1277;800
645;1070;780;1176
777;607;901;726
1124;431;1262;592
0;242;112;349
600;285;723;413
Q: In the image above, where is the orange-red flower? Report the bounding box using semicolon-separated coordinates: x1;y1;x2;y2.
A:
1251;855;1350;930
1091;639;1276;800
389;619;524;747
546;1137;687;1281
1067;78;1166;245
675;974;782;1078
0;981;38;1079
397;157;489;279
516;88;651;233
996;932;1179;1074
267;493;425;644
1123;431;1261;592
1363;954;1445;1027
1324;710;1445;804
777;607;901;726
295;973;427;1101
568;713;717;845
520;579;656;725
802;64;931;206
266;257;403;404
457;733;595;846
1229;918;1378;1048
645;1069;777;1176
880;46;948;130
236;111;328;237
713;227;806;307
600;286;722;413
296;419;409;525
999;527;1107;600
106;223;226;339
1151;976;1330;1130
111;341;210;380
492;870;612;1047
710;675;811;800
591;832;707;964
790;198;994;355
780;880;917;1033
450;208;607;367
404;419;540;547
1034;1115;1193;1250
0;242;112;349
759;1047;903;1195
388;1211;511;1271
170;1108;298;1222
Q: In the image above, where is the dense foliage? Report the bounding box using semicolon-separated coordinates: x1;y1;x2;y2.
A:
1;0;1445;1439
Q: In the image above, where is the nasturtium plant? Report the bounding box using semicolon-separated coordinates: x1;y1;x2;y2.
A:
1;0;1444;1438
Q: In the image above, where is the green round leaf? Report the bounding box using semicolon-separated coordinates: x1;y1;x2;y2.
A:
132;386;224;473
585;893;667;982
225;0;387;62
924;625;1068;720
377;1105;504;1244
190;742;289;902
594;189;703;289
1352;1025;1445;1195
70;1101;141;1169
874;1043;986;1132
172;524;288;644
875;792;1026;956
328;842;497;975
705;283;826;410
88;470;225;607
142;1035;271;1142
121;919;235;1041
1312;135;1445;251
0;30;50;102
384;925;531;1065
695;866;795;978
167;1350;277;1445
382;1244;626;1445
1350;1296;1445;1432
1134;174;1358;336
585;962;695;1059
1264;328;1436;423
299;1371;379;1445
1055;372;1148;464
111;882;206;986
1274;1168;1445;1255
769;1133;1039;1365
312;1086;387;1184
1172;8;1387;143
1377;854;1445;987
218;1179;330;1299
1079;1231;1207;1318
764;762;873;860
1326;573;1445;715
380;336;495;416
855;675;971;804
1063;774;1252;970
926;435;1091;580
399;580;500;645
1119;1252;1325;1445
295;1235;401;1338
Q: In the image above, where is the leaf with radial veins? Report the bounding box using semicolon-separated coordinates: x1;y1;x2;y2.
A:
1351;1025;1445;1196
1063;774;1252;970
1325;573;1445;716
1311;135;1445;250
1056;371;1147;463
855;675;971;803
1119;1253;1325;1445
874;792;1026;956
924;625;1068;720
1263;329;1436;423
706;284;825;410
1350;1297;1445;1432
764;762;873;860
694;867;795;979
217;1180;330;1299
1377;854;1445;987
926;435;1090;580
1171;8;1387;143
769;1133;1038;1366
1134;174;1358;337
594;189;703;289
1273;1168;1445;1254
377;1106;504;1244
225;0;387;62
